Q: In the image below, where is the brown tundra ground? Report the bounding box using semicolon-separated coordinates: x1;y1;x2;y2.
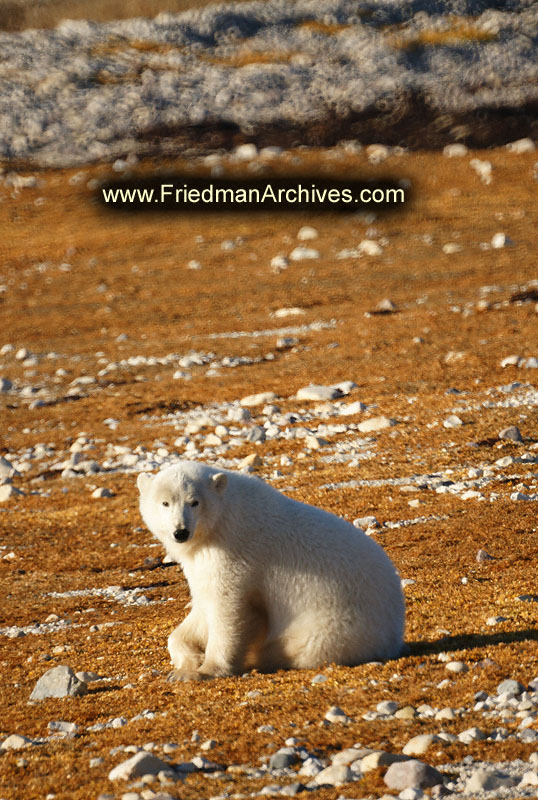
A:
0;146;537;800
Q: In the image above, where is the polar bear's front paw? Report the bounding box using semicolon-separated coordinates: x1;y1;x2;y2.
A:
166;668;212;683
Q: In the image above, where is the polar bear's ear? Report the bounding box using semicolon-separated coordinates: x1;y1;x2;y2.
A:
137;472;153;493
211;472;227;494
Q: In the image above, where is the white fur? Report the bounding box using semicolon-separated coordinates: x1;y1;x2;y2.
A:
137;460;405;679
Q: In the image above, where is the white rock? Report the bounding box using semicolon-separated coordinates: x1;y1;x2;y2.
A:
366;144;390;163
1;734;35;750
297;226;319;241
443;143;468;157
273;307;305;318
435;708;456;721
233;143;258;161
352;516;377;532
506;138;535;153
108;751;171;781
443;415;463;428
358;239;382;256
458;727;486;743
91;487;114;498
0;484;24;502
75;671;101;682
466;768;517;792
491;232;512;248
331;747;366;766
402;734;437;756
521;771;538;786
296;384;341;401
324;706;352;723
270;255;289;271
361;751;409;772
470;158;492;184
377;700;399;715
500;355;522;367
442;243;462;254
313;764;352;786
289;246;320;261
445;661;468;673
339;401;366;415
240;392;277;407
357;416;396;433
376;298;397;312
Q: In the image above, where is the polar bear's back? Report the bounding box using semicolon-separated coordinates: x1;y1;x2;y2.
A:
218;469;405;663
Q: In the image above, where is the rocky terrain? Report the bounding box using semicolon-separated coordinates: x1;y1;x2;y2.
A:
0;134;537;800
0;0;537;166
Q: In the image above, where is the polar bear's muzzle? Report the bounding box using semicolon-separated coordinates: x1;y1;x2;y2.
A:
173;527;190;543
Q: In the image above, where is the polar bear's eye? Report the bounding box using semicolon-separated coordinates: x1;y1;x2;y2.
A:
191;500;199;507
162;501;169;507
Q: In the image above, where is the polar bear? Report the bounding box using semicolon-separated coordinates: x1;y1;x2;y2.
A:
137;460;405;680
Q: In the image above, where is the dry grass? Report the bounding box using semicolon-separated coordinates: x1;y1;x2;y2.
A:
297;20;351;35
387;17;499;50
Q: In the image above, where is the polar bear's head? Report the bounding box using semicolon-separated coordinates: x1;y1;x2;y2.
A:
137;462;227;557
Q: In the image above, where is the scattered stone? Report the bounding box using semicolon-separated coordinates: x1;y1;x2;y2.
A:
240;392;277;407
0;484;24;501
1;734;35;750
458;727;487;743
324;706;352;724
445;661;468;674
109;751;172;781
384;760;443;791
443;415;463;429
497;679;526;695
313;764;353;786
443;144;468;157
358;239;382;256
506;137;536;153
395;706;417;720
30;665;88;700
48;720;78;736
491;232;512;249
331;747;370;766
486;616;508;626
296;385;341;401
377;700;399;715
354;515;380;530
361;752;409;772
442;243;462;254
357;416;396;433
499;425;523;442
239;454;262;470
465;768;518;792
402;735;438;756
289;246;320;261
270;255;289;272
476;549;494;562
0;377;12;393
91;487;114;498
269;749;300;770
297;226;319;241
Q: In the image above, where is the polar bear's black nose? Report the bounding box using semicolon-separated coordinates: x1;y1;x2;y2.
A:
173;528;190;543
